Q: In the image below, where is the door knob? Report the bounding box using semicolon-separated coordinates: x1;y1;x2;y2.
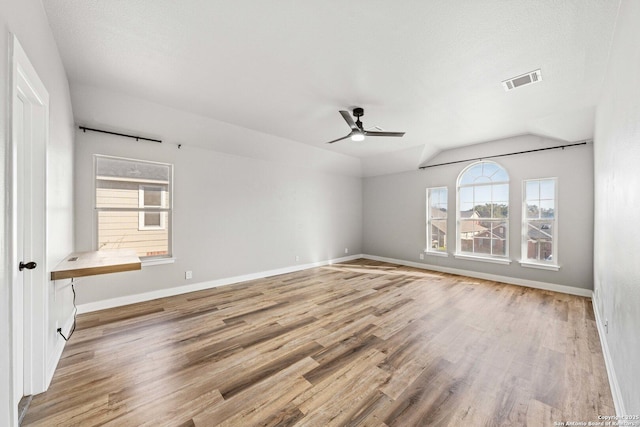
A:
19;261;37;271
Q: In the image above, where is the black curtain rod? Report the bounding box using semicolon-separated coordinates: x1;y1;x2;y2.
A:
419;141;589;170
79;126;162;143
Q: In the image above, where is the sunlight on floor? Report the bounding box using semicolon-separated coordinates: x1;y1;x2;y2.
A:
323;262;443;279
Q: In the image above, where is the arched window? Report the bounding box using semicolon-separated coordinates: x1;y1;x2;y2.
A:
457;161;509;259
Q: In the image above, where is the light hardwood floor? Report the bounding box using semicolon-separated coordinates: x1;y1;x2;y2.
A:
24;259;614;426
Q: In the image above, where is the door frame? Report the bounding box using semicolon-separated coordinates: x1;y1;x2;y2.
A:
9;33;49;418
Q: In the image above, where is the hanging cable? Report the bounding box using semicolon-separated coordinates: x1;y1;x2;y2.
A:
57;280;77;341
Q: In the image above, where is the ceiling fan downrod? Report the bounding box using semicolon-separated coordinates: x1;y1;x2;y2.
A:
353;107;364;130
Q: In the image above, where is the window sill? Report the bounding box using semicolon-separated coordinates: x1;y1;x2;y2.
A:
142;257;176;267
519;261;560;271
453;253;512;265
423;250;449;258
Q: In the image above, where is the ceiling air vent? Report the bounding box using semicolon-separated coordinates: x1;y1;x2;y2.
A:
502;69;542;91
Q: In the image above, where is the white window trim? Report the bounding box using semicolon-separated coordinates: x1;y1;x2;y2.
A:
424;250;449;258
142;257;176;267
453;253;512;265
94;154;174;261
521;177;559;269
519;260;560;271
138;185;167;231
426;186;448;254
456;160;510;260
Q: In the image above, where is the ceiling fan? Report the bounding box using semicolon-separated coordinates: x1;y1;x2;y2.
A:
326;107;405;144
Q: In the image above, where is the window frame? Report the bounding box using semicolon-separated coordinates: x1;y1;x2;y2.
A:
455;160;510;262
94;154;174;261
426;186;448;256
138;185;167;231
520;177;559;270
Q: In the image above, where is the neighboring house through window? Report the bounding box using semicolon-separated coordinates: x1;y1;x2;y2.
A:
139;185;166;230
456;161;509;259
522;178;558;268
95;155;172;259
426;187;448;253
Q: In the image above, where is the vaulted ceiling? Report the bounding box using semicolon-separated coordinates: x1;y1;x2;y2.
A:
43;0;620;176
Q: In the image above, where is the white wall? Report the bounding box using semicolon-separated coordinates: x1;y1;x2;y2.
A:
0;0;75;424
363;134;594;292
72;85;363;305
593;0;640;415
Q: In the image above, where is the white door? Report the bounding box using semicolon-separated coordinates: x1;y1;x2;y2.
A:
11;35;49;414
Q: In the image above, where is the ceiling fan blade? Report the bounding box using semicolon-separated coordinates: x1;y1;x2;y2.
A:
339;110;359;131
326;134;351;144
364;130;406;137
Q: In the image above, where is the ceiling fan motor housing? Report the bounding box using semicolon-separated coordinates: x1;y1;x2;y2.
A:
353;107;364;129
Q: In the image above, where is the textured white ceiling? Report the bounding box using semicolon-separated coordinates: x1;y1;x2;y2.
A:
43;0;620;175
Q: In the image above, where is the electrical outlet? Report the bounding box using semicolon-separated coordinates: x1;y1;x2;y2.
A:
344;248;349;254
185;271;193;280
295;255;300;262
419;253;425;260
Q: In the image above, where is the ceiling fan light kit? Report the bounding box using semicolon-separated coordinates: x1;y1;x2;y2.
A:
326;107;405;144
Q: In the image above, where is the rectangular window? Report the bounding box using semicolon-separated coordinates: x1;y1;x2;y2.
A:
426;187;448;253
522;178;557;266
95;155;172;259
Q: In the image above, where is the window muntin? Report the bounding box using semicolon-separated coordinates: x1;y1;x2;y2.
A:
523;178;557;265
426;187;448;253
95;155;172;259
457;161;509;258
138;185;167;230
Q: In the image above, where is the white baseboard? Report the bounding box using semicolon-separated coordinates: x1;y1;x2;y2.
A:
361;254;592;298
78;252;592;313
591;291;625;416
77;254;364;314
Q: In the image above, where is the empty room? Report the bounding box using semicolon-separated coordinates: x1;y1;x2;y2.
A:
1;0;639;426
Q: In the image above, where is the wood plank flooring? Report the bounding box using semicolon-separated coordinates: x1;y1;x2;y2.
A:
24;259;614;426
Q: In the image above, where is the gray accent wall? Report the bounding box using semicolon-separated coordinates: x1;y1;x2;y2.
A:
72;86;363;305
363;134;594;291
594;0;640;414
